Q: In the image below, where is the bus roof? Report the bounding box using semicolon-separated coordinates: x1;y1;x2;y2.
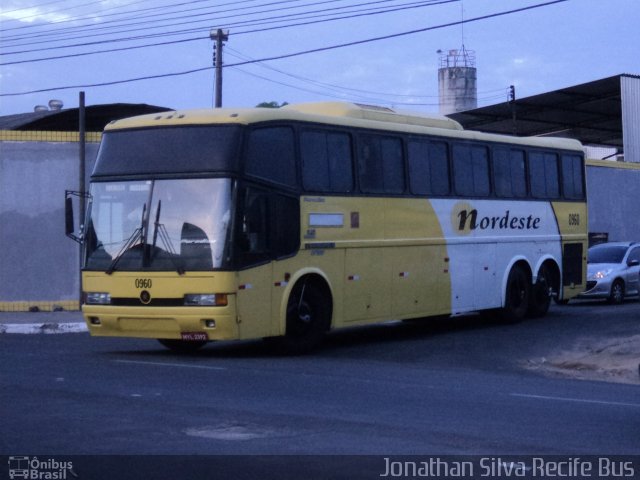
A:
105;101;584;152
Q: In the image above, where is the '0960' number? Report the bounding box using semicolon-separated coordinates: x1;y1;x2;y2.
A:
135;278;152;289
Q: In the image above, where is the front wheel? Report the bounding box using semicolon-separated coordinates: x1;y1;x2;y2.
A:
498;265;530;323
275;281;331;354
608;280;625;305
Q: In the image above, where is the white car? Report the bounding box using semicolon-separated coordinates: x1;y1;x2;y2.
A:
579;242;640;304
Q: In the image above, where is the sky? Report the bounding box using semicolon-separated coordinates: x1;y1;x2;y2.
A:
1;0;639;116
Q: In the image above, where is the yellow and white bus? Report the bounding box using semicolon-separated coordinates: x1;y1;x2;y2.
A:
66;102;587;352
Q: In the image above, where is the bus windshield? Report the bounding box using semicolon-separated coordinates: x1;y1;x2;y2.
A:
85;178;232;272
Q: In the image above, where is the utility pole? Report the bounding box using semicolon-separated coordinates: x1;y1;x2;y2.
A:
509;85;517;135
78;90;86;304
210;29;229;108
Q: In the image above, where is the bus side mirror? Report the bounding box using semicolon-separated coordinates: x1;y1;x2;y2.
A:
65;190;88;244
65;197;75;238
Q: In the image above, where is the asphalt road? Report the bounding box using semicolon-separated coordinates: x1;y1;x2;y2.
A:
1;301;639;478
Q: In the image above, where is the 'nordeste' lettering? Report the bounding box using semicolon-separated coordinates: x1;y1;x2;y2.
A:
457;209;541;231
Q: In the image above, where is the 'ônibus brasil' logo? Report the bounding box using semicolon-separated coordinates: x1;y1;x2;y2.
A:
451;202;542;235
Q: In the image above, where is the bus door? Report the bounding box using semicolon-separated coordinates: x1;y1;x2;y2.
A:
235;185;300;338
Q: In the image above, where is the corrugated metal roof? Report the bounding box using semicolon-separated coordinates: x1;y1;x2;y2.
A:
0;103;171;132
448;74;640;150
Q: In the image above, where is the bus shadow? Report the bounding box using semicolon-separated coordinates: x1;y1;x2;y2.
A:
107;312;513;360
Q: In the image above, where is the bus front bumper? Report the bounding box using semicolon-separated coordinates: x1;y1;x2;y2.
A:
82;300;239;341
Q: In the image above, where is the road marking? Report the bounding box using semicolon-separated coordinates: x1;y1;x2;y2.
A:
114;359;226;371
511;393;640;408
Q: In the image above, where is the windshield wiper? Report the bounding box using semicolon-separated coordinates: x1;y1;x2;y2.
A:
105;203;146;275
151;200;185;275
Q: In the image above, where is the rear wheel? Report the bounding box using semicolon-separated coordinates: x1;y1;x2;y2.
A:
498;265;530;323
158;339;207;353
608;280;625;305
528;265;552;317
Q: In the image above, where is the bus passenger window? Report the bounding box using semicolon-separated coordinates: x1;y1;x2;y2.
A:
301;130;353;193
493;148;526;198
358;135;404;194
245;127;297;187
453;144;490;197
529;152;559;199
408;140;450;196
561;154;585;199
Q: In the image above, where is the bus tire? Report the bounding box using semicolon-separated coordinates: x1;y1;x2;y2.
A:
528;264;552;318
499;265;530;323
278;280;331;354
158;339;207;353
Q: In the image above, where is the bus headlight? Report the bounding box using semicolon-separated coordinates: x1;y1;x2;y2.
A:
184;294;228;306
85;292;111;305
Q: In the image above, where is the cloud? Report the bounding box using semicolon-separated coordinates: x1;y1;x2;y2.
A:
0;6;72;24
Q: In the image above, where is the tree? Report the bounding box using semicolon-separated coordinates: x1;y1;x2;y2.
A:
255;101;289;108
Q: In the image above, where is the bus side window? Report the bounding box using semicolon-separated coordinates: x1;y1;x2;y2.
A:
529;151;560;199
453;144;490;197
236;187;300;267
301;130;353;193
408;140;450;196
561;154;585;200
494;148;527;198
238;188;270;265
245;126;297;188
358;134;404;194
271;194;300;259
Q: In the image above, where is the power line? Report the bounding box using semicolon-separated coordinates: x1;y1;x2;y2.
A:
1;0;331;41
229;46;510;100
1;0;569;98
2;0;437;52
1;0;454;65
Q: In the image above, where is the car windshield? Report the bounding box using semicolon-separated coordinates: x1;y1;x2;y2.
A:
587;245;627;264
84;178;232;271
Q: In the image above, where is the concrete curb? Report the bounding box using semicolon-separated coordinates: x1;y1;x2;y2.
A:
0;322;88;334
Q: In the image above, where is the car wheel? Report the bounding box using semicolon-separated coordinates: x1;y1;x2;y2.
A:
608;280;625;305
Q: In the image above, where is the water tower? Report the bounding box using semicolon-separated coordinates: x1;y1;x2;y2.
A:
438;46;477;115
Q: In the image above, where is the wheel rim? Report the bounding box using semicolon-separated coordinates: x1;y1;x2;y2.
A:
287;295;315;338
612;283;624;303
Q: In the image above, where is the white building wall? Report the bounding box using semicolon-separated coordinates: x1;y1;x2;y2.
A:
0;134;98;310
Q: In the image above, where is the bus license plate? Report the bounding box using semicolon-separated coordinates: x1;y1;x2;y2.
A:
181;332;209;341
